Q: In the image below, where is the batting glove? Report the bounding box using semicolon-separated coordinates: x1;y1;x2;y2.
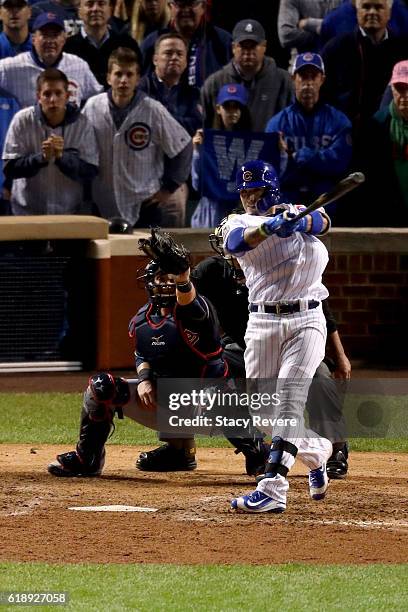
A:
276;212;308;238
260;213;286;236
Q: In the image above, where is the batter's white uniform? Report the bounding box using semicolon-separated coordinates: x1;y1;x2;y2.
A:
223;205;332;501
0;52;102;108
82;91;190;224
3;106;99;214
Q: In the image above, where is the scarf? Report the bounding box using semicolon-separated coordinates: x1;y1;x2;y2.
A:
389;100;408;208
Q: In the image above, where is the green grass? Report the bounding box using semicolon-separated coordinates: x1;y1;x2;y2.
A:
0;562;408;611
0;392;407;451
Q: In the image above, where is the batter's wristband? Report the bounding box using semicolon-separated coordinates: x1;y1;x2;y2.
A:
176;280;193;293
309;211;324;235
258;224;270;238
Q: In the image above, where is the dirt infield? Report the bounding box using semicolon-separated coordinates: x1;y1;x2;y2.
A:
1;444;408;565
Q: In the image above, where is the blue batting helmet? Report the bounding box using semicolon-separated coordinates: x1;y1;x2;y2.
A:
236;160;281;214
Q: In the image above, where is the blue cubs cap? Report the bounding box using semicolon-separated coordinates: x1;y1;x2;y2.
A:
292;52;325;75
33;12;65;31
216;83;249;107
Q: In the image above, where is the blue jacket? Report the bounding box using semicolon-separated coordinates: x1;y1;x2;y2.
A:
0;33;32;60
320;0;408;49
138;72;202;136
265;101;352;207
0;87;20;194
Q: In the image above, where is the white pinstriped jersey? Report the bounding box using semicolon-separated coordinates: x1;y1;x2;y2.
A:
223;204;329;304
82;92;190;224
0;52;102;108
3;106;99;214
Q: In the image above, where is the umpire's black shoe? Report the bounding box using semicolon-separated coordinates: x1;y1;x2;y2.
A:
326;443;349;479
48;450;104;477
229;438;270;477
136;444;197;472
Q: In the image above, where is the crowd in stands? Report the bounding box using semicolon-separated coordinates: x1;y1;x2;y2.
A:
0;0;407;227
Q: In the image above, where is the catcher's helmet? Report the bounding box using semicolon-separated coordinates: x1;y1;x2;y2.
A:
108;217;133;234
209;217;245;287
138;260;176;310
236;160;281;215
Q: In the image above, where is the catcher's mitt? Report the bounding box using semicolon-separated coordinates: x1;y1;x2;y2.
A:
138;227;191;275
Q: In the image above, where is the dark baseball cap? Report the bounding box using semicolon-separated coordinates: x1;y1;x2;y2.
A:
32;12;65;31
0;0;29;7
292;52;325;75
232;19;266;44
216;83;249;107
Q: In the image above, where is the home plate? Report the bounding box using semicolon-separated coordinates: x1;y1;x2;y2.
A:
68;505;158;512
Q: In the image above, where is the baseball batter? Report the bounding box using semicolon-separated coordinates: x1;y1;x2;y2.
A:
223;159;333;513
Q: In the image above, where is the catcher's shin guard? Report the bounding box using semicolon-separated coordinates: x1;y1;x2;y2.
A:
48;374;130;477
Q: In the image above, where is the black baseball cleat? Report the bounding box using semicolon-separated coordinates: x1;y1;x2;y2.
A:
47;450;104;477
326;443;349;479
136;444;197;472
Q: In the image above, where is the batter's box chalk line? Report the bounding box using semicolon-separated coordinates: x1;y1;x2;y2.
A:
313;518;408;530
68;505;158;512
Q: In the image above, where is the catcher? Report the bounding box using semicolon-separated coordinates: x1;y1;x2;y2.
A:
47;229;228;476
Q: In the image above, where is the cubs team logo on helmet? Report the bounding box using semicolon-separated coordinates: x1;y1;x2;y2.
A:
126;123;151;150
236;159;281;215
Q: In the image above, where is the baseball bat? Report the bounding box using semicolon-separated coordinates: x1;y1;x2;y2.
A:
287;172;365;222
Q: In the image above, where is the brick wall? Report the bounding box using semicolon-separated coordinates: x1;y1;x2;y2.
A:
323;252;408;361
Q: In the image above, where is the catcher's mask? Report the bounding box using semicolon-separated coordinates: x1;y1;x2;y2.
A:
209;218;246;288
137;260;176;309
236;159;281;215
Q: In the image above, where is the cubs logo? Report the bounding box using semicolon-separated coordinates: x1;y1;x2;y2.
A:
184;329;199;346
243;170;253;182
226;84;238;94
302;52;314;62
126;123;151;150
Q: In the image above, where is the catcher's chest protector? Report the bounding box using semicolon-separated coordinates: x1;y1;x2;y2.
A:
131;305;224;378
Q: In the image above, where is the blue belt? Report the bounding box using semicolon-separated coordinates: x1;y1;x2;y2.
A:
249;300;320;315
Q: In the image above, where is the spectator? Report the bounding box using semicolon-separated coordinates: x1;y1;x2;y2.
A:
201;19;293;132
138;32;201;135
278;0;342;65
209;0;290;69
364;60;408;225
321;0;408;133
30;0;83;36
0;0;32;59
141;0;232;87
82;47;192;227
30;0;128;37
0;87;20;214
64;0;141;87
191;83;249;227
130;0;170;44
0;13;102;108
265;52;352;219
3;67;98;215
320;0;408;49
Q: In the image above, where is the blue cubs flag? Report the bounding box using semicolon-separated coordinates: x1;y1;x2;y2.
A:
201;129;279;200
